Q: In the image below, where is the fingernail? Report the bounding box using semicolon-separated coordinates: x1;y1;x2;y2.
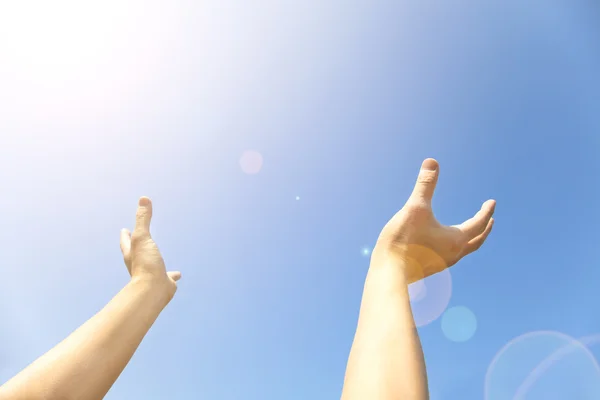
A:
421;158;439;171
139;197;150;206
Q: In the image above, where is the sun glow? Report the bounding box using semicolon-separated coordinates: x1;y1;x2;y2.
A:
0;1;182;118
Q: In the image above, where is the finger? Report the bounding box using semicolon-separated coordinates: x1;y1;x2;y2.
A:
458;199;496;239
409;158;439;204
134;196;153;237
463;217;494;255
167;271;182;282
120;228;131;256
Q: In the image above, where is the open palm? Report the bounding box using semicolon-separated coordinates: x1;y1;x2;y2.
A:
374;159;496;284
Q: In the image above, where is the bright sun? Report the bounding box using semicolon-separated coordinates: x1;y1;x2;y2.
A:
0;1;182;116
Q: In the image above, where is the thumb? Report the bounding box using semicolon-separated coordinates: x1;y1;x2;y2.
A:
167;271;182;282
134;196;153;237
409;158;439;203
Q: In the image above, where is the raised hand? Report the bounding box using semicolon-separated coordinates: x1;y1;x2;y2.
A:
373;158;496;284
0;197;184;400
120;197;181;299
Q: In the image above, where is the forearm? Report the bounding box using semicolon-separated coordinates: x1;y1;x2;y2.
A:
0;277;171;400
341;258;428;400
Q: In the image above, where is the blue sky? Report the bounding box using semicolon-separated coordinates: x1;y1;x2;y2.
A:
0;1;599;399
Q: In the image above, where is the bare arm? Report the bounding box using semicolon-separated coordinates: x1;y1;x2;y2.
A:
0;197;181;400
0;278;173;400
341;159;495;400
342;260;428;399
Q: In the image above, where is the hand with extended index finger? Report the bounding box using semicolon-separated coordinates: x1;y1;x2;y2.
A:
120;197;181;300
372;158;496;284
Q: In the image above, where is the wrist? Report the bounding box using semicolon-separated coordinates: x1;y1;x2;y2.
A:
129;275;175;307
366;256;410;295
370;242;425;285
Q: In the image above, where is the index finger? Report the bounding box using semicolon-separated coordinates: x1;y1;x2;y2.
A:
457;199;496;239
463;217;494;255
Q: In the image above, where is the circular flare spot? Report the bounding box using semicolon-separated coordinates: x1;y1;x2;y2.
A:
408;279;427;302
239;150;263;174
485;331;600;400
441;306;477;342
410;268;452;327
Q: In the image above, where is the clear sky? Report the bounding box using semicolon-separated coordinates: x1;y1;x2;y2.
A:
0;1;599;399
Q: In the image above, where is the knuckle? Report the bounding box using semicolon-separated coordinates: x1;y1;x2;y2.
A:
130;232;148;245
417;172;437;185
405;199;430;214
448;237;463;254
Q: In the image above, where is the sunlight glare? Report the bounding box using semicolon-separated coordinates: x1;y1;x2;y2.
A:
0;0;182;117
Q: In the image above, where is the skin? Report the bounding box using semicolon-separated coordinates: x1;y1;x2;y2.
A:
0;158;495;400
341;158;495;400
0;197;181;400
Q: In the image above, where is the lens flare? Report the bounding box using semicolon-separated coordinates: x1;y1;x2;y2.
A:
408;279;427;302
514;334;600;399
410;268;452;327
239;150;263;175
485;331;600;400
441;306;477;342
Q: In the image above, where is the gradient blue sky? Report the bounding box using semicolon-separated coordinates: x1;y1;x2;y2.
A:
0;1;599;399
